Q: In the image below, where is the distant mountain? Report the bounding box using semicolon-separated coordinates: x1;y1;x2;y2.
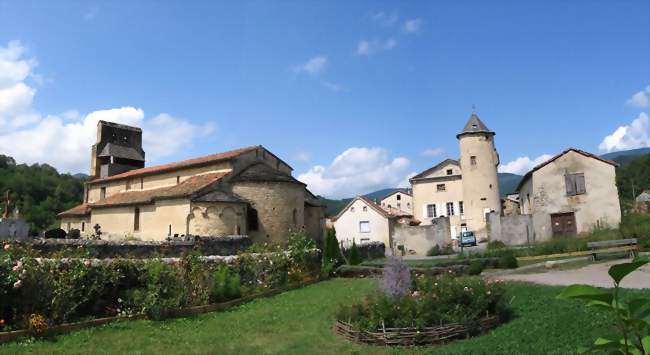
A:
601;147;650;162
73;173;89;180
498;173;523;196
319;175;523;217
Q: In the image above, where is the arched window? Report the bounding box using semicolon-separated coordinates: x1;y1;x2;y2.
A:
247;208;259;231
134;207;140;232
292;208;298;225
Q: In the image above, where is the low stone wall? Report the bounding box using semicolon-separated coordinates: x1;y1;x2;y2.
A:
392;217;451;256
343;241;385;261
17;235;251;258
487;213;534;246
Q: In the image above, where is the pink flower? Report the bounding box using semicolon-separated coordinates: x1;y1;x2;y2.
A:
16;260;23;268
3;244;9;251
13;280;22;289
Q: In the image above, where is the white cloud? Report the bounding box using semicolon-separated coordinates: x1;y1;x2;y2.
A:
599;112;650;153
402;19;422;33
0;40;216;173
626;85;650;108
421;148;444;157
355;39;398;56
293;151;311;162
499;154;553;175
371;11;399;26
293;56;327;75
398;172;417;188
297;147;411;198
321;81;348;92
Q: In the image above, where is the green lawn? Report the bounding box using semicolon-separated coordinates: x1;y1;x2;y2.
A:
1;278;647;355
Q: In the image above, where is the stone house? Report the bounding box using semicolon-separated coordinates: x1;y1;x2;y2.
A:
410;113;501;241
379;189;413;214
516;148;621;241
332;196;418;255
58;120;324;244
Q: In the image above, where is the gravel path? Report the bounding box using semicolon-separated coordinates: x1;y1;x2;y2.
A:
498;259;650;289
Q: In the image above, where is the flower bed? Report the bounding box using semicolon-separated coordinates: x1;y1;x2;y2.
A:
0;240;320;334
333;257;510;347
333;315;500;346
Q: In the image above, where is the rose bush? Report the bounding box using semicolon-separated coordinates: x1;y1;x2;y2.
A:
0;241;321;330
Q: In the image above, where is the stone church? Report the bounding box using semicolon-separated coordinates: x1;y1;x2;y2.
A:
410;113;501;240
59;121;324;243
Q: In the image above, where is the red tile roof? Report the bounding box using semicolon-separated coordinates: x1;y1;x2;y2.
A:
57;203;92;217
88;146;259;184
91;172;229;208
332;195;414;221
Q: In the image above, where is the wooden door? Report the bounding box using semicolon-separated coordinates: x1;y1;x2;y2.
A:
551;212;577;237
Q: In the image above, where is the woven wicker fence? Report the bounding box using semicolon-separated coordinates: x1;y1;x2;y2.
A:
333;315;500;346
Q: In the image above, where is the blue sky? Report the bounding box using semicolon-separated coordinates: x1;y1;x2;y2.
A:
0;0;648;198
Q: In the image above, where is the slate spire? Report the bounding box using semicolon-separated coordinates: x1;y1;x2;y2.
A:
456;112;495;138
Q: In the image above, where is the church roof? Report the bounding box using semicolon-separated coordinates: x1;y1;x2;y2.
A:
57;203;92;217
88;145;266;184
91;172;229;208
456;113;494;138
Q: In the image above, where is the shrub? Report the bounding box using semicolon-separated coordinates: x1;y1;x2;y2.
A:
487;240;506;250
322;228;342;274
348;241;361;265
125;260;186;320
210;265;241;303
498;252;518;269
426;244;454;256
467;260;485;275
67;229;81;239
337;273;510;331
287;229;316;266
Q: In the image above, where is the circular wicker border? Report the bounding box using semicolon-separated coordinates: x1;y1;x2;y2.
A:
333;315;501;346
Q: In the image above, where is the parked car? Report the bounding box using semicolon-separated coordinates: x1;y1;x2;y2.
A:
460;231;477;247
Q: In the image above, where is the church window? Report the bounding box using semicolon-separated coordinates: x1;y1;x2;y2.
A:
247;208;259;231
134;207;140;232
470;156;477;166
81;222;85;232
100;187;106;199
446;202;455;216
140;177;144;189
176;176;180;184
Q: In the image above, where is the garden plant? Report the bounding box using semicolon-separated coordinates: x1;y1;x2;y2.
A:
558;258;650;354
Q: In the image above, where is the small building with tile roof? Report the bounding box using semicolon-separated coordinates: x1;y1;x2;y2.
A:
515;148;621;241
379;189;413;214
58;120;324;243
332;196;419;255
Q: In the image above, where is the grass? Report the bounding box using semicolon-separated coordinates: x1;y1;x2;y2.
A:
360;257;457;268
1;278;648;355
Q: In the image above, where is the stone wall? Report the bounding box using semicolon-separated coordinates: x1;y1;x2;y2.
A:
232;181;305;244
18;235;251;258
392;217;451;255
487;212;533;246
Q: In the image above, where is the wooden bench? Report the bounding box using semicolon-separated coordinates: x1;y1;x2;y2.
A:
587;238;639;261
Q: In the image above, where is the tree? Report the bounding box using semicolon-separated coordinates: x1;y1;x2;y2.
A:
322;227;342;273
348;240;362;265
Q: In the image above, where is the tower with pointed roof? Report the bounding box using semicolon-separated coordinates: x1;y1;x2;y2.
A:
457;112;501;239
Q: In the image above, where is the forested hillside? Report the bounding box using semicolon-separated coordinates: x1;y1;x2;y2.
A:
0;155;84;233
615;153;650;203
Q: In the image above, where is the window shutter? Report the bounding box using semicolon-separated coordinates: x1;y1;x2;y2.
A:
576;173;586;194
565;174;576;196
